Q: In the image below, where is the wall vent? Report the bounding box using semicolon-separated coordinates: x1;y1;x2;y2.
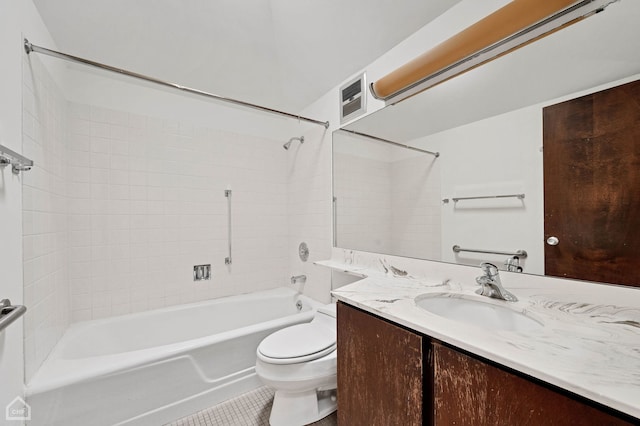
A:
340;73;366;124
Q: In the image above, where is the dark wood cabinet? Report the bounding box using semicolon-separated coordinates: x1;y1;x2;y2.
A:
337;301;424;425
432;342;633;425
337;302;636;425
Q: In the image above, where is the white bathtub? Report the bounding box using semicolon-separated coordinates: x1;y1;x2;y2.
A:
26;287;322;426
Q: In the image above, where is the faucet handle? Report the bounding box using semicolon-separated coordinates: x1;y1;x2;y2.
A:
475;275;491;286
480;262;499;277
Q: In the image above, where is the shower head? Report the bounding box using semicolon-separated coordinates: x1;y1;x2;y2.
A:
283;136;304;150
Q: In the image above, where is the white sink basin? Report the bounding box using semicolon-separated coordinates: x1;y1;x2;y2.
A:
415;294;543;332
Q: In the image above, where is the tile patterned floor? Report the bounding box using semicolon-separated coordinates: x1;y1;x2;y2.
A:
166;386;337;426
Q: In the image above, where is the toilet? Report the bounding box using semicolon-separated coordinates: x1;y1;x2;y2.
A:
255;304;337;426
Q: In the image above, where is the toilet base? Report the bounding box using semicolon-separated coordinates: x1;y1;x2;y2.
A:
269;387;337;426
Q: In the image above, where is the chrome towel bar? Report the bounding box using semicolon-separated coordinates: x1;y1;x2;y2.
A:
0;143;34;175
443;193;525;203
452;245;528;258
0;299;27;333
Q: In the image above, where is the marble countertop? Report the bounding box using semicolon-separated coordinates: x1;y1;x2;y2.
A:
319;255;640;419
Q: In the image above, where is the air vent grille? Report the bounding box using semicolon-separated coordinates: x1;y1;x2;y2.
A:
342;80;361;102
343;98;362;117
340;73;366;124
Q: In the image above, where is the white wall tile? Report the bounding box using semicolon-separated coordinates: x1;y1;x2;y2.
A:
62;104;290;321
22;55;69;381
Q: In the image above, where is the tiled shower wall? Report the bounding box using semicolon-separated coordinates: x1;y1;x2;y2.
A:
286;125;333;303
333;151;441;260
389;154;441;259
22;55;69;381
22;56;292;377
65;103;289;322
333;152;392;254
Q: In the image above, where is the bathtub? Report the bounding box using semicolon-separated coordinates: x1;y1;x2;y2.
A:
26;287;322;426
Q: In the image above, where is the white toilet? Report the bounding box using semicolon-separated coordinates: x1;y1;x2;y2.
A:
255;303;337;426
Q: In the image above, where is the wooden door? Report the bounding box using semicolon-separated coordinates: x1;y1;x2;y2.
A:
543;79;640;287
432;342;634;425
337;302;423;426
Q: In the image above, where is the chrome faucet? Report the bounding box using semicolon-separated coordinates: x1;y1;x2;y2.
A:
475;262;518;302
291;275;307;285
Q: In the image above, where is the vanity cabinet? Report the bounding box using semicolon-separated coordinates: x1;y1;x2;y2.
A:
432;343;633;425
337;302;635;425
337;301;424;425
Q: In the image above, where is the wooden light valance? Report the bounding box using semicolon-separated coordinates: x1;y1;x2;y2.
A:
371;0;616;103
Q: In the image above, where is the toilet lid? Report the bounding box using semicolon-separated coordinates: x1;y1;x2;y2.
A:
258;323;336;362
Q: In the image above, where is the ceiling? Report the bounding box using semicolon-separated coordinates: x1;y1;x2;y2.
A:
33;0;461;112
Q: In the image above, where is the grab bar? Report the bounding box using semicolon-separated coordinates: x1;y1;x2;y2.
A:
332;196;338;246
0;299;27;333
225;189;232;265
452;245;528;258
443;193;525;203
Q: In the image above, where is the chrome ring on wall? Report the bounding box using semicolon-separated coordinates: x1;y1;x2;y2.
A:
299;242;309;262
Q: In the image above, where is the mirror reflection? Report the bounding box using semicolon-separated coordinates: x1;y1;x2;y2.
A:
333;0;640;283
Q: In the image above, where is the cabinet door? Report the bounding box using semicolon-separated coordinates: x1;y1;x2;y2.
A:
337;302;423;426
432;342;634;425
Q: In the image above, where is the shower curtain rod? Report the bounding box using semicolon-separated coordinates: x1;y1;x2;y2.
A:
339;129;440;157
23;39;330;129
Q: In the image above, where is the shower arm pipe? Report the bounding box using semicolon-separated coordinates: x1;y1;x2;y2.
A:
23;39;330;129
338;129;439;158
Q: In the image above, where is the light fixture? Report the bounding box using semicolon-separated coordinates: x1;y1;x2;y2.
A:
370;0;619;104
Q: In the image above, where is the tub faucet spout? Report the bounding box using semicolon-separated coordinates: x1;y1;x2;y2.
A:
291;275;307;285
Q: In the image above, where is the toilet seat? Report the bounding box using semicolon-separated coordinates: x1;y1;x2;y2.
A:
255;303;338;425
257;323;336;365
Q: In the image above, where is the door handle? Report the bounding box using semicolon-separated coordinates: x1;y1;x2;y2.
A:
546;236;559;246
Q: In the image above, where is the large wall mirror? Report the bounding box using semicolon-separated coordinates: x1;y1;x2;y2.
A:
333;0;640;286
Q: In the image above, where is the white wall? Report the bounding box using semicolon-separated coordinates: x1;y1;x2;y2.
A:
19;20;334;326
19;60;297;326
64;67;319;145
64;102;290;321
333;134;441;260
414;106;544;273
390;154;441;260
1;0;64;421
21;54;70;381
334;152;392;253
59;64;335;303
0;3;27;419
60;57;329;307
285;123;334;303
